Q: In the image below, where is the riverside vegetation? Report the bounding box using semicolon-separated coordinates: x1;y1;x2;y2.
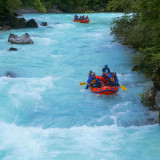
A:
108;0;160;109
0;0;110;13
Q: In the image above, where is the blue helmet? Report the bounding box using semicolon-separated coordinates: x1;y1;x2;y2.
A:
104;64;108;66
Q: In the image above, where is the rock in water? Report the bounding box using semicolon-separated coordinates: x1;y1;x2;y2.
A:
0;25;11;30
41;22;47;26
155;91;160;109
25;19;38;28
8;33;34;44
132;65;140;71
9;47;18;51
5;71;16;78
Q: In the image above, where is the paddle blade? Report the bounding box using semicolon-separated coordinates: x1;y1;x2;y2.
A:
80;82;87;85
120;85;127;91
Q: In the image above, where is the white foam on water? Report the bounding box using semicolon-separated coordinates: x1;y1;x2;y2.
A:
96;114;108;123
65;15;72;17
31;37;56;45
0;122;159;160
55;23;75;29
80;88;86;93
88;32;103;38
0;76;55;108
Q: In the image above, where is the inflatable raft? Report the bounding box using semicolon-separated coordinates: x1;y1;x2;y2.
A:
90;75;119;95
74;19;89;23
74;19;80;22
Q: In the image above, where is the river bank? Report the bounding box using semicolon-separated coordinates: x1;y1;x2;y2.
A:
15;6;63;15
110;14;160;111
107;0;160;111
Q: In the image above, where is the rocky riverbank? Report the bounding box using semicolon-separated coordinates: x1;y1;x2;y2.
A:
16;6;62;14
0;8;38;31
140;68;160;110
0;6;62;31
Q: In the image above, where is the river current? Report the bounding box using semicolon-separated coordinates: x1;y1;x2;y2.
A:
0;13;160;160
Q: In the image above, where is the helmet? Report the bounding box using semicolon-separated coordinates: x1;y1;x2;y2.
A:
89;70;92;73
104;64;108;66
91;72;95;76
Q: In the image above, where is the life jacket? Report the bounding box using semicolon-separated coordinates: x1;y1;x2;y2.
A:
91;78;97;84
110;76;115;82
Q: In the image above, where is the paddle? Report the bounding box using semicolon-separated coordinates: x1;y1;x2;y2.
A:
80;82;87;85
120;85;127;91
80;82;89;89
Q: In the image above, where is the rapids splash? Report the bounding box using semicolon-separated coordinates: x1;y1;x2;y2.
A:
0;13;160;160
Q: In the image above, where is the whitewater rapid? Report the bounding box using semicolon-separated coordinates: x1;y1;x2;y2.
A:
0;13;159;160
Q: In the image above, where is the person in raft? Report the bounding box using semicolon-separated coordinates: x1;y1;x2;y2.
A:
108;72;119;87
88;70;93;78
85;15;89;20
86;70;94;89
74;15;79;20
102;64;111;76
87;73;101;88
101;64;111;84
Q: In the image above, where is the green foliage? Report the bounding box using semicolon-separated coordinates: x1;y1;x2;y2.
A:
111;15;144;49
0;0;110;13
109;0;160;106
33;0;46;12
110;0;160;76
21;0;46;12
0;0;21;14
6;0;22;12
41;0;109;13
107;0;138;12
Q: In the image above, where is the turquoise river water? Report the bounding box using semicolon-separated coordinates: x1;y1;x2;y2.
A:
0;13;160;160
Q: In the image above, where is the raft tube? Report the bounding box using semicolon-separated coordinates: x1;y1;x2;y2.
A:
91;85;118;95
80;19;89;23
74;19;80;22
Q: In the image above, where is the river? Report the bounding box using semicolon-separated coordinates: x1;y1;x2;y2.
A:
0;13;159;160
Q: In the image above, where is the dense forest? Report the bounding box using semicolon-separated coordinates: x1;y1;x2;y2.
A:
108;0;160;107
0;0;109;13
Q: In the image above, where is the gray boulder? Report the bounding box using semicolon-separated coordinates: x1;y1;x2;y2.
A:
9;47;18;51
41;22;47;26
8;33;34;44
155;91;160;109
16;8;41;14
5;71;16;78
25;19;38;28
